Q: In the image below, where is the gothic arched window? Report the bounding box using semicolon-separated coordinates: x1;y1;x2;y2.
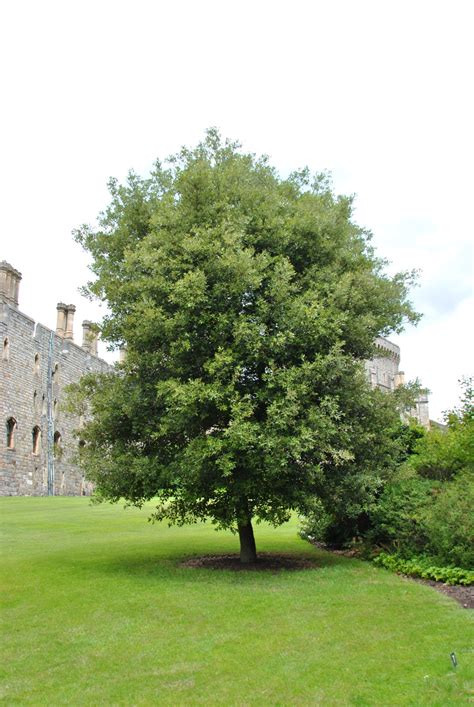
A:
32;426;41;454
6;417;17;449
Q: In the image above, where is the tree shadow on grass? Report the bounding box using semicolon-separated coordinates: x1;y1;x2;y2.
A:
180;552;325;572
82;546;352;584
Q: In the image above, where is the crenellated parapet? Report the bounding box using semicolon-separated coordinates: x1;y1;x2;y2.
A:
367;336;429;428
374;337;400;363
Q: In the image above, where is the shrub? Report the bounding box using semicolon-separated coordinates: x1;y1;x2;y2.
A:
299;498;332;543
422;471;474;569
364;474;437;555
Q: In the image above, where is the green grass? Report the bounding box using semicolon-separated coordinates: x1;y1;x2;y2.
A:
1;498;472;705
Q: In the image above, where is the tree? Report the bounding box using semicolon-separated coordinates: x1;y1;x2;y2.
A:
407;376;474;481
71;130;419;563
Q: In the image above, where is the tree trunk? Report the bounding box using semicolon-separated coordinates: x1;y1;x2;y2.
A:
237;518;257;564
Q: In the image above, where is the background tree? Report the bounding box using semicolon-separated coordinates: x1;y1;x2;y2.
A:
71;130;419;562
362;377;474;568
408;376;474;481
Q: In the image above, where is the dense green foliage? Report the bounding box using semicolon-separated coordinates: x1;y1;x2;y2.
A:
302;380;474;570
369;379;474;568
1;498;472;704
408;377;474;482
71;130;419;559
299;419;427;547
373;552;474;586
363;472;435;555
366;469;474;569
421;471;474;567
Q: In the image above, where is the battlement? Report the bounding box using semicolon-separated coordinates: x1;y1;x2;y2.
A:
374;336;401;362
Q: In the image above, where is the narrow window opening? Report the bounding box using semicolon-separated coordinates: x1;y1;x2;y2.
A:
34;353;40;374
53;399;58;419
53;430;62;458
52;363;59;383
32;426;41;454
6;417;17;449
3;338;9;361
41;394;46;416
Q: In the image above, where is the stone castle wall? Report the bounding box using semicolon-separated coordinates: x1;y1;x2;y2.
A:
1;262;111;496
366;337;430;427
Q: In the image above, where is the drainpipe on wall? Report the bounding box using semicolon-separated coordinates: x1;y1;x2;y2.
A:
46;331;55;496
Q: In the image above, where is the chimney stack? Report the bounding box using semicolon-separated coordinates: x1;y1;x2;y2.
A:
394;371;405;388
82;320;98;356
64;305;76;340
56;303;67;336
56;303;76;339
0;261;22;308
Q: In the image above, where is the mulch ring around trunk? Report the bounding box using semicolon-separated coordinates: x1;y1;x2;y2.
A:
180;553;318;572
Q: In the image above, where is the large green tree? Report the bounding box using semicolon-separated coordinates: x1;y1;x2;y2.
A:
71;130;419;562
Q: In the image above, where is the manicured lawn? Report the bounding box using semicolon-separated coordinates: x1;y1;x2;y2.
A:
1;498;472;705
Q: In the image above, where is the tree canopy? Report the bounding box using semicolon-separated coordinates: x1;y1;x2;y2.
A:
71;129;419;562
407;376;474;482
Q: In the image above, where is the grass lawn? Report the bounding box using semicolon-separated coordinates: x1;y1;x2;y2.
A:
1;498;472;705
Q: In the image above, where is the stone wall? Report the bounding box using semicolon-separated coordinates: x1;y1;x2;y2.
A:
365;336;430;427
365;337;403;392
1;261;112;496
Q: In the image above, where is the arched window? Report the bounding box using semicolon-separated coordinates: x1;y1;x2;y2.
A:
32;426;41;454
34;353;40;374
3;338;9;361
51;363;59;383
6;417;17;449
33;390;38;411
41;394;46;416
53;431;62;460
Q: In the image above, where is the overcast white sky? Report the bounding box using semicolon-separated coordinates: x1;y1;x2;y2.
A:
1;0;473;421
